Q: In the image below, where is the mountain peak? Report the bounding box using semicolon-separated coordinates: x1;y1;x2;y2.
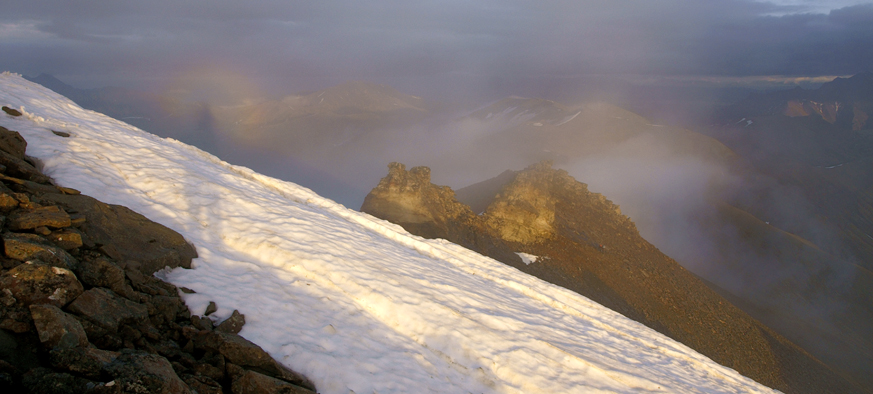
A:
360;161;854;393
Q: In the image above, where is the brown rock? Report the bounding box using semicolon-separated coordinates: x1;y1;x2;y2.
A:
74;257;127;296
104;350;192;394
0;125;26;158
195;331;315;390
0;303;31;333
30;304;89;350
3;232;79;270
0;329;41;371
204;301;217;316
216;309;246;334
0;150;52;184
50;347;120;379
22;367;93;394
190;315;214;331
66;288;148;332
1;107;22;117
183;374;223;394
0;192;17;212
232;370;316;394
41;193;198;275
56;186;80;195
44;228;84;250
0;262;83;307
8;205;71;230
150;295;182;326
193;361;224;382
14;179;62;195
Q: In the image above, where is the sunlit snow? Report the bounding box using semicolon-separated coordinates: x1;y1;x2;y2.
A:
0;72;779;394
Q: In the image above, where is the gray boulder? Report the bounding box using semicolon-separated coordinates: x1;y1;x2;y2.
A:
66;288;148;332
103;350;191;394
49;347;120;379
29;304;89;350
41;193;197;275
216;309;246;334
0;125;26;158
195;331;315;391
21;367;94;394
73;257;128;297
232;369;316;394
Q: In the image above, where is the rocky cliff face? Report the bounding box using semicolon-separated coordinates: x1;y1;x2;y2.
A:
362;161;866;394
0;118;316;393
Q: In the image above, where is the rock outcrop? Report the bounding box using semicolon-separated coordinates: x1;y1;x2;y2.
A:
0;125;317;393
362;161;865;394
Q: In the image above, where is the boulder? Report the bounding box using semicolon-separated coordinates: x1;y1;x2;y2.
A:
29;304;89;350
8;205;71;230
41;193;198;275
190;315;214;331
232;369;316;394
1;107;22;117
0;262;83;308
21;367;94;394
0;301;31;333
0;126;26;158
103;350;191;394
0;359;18;390
216;309;246;334
0;150;52;184
0;192;17;212
49;347;120;379
66;288;148;332
3;232;79;270
149;295;183;326
182;374;223;394
0;328;41;371
195;331;315;390
73;257;127;296
12;179;63;196
204;301;217;316
44;228;84;250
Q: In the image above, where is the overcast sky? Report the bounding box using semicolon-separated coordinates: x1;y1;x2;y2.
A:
1;0;871;100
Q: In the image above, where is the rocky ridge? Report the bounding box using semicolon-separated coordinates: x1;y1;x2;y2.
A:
0;113;316;393
361;161;866;394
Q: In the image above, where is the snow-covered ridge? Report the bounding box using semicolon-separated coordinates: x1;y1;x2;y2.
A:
0;72;778;394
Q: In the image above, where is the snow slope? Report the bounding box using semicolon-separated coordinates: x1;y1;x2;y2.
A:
0;73;779;394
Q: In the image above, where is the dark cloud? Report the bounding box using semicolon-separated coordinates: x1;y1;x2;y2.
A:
1;1;871;97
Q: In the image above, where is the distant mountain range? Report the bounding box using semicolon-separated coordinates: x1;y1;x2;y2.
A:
718;71;873;130
702;72;873;391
